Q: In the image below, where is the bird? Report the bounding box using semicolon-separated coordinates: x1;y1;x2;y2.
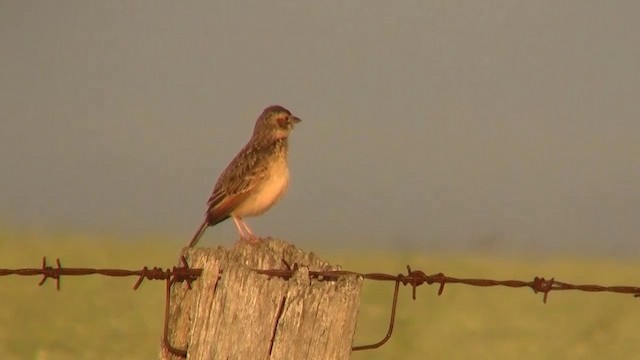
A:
187;105;301;247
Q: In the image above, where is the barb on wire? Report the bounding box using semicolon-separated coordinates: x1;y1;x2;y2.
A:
1;256;639;357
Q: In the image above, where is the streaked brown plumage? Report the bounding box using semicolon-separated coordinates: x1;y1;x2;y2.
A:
188;105;301;247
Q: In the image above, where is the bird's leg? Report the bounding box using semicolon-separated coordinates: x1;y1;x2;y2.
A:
237;217;260;243
231;216;248;240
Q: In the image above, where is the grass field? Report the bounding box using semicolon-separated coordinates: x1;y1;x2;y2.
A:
1;230;639;359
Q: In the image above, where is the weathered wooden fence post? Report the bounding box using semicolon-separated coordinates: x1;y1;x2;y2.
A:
160;238;363;360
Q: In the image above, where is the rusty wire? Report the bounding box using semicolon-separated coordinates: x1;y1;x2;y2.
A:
0;256;201;290
1;257;639;357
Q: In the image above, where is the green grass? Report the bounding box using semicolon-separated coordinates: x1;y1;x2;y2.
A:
1;231;639;359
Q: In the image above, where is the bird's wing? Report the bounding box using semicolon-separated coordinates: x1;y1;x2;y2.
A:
205;143;271;224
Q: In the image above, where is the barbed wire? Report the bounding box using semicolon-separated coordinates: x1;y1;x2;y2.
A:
0;256;202;290
1;256;639;357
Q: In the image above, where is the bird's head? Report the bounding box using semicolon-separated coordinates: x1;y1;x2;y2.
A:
253;105;301;139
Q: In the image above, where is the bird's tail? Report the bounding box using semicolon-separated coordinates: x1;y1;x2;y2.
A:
187;219;208;247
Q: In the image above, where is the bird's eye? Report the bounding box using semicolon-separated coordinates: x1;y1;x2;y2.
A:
277;117;289;128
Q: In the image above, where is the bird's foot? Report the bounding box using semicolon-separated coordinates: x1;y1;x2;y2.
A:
238;235;262;245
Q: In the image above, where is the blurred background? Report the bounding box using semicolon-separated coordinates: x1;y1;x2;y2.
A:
1;1;639;255
1;2;639;359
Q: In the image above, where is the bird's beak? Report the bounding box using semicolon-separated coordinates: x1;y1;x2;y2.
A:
290;115;301;124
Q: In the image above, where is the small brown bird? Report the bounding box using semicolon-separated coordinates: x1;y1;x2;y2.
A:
188;105;301;247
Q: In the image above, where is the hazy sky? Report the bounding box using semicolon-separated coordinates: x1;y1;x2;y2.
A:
1;1;639;254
